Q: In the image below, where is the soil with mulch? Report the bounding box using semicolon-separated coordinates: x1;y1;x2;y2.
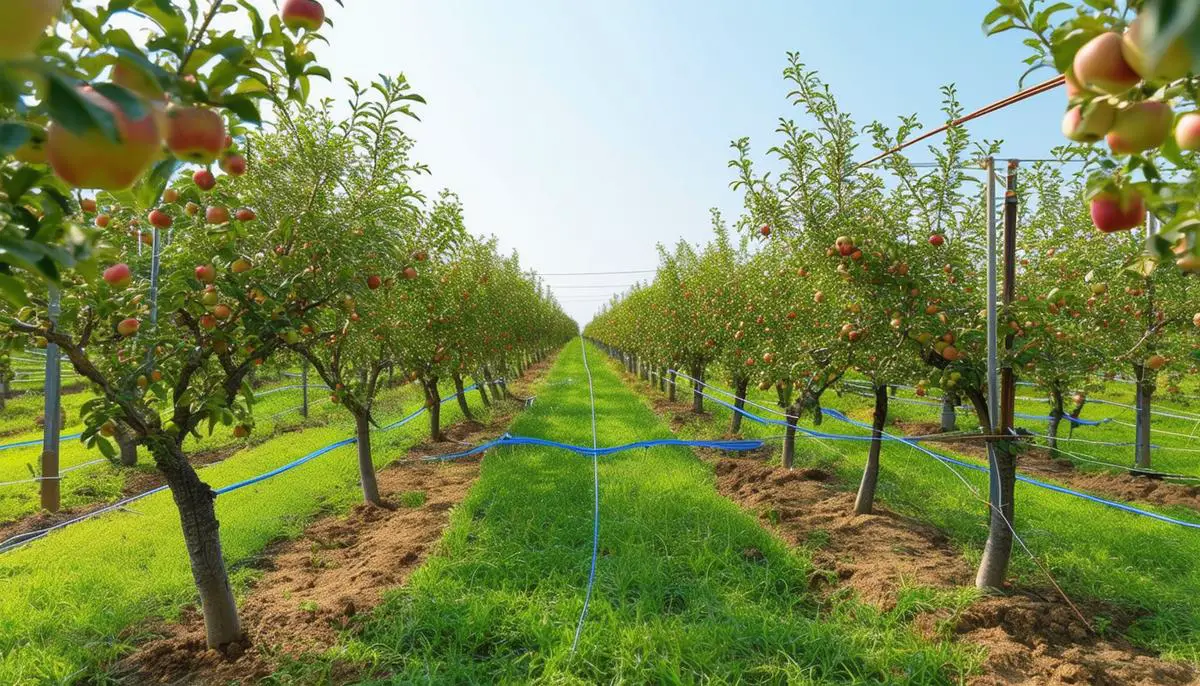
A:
707;455;1197;686
116;355;557;685
892;419;1200;515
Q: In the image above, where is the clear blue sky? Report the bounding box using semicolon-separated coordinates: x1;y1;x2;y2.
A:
308;1;1066;325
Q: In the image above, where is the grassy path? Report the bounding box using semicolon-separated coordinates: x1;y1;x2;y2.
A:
308;339;979;684
0;377;489;684
638;367;1200;665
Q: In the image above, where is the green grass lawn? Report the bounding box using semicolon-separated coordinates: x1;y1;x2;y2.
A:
0;376;491;684
644;367;1200;665
280;339;982;684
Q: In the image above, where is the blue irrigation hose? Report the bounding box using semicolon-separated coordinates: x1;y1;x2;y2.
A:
0;432;83;453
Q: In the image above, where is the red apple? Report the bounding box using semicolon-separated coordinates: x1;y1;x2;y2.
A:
1175;112;1200;151
95;213;111;228
1073;32;1141;95
281;0;325;32
232;425;250;439
162;188;180;204
80;198;97;213
759;224;771;237
117;318;140;337
1061;100;1116;143
220;154;247;176
165;106;226;163
1090;190;1145;233
206;206;230;224
193;169;216;191
403;266;418;280
47;86;161;190
199;314;218;330
148;208;172;229
412;250;429;262
1147;354;1167;370
367;275;382;290
103;263;132;289
0;0;62;60
212;304;232;320
234;208;256;222
195;264;216;283
1106;101;1173;154
929;234;945;247
1122;15;1192;83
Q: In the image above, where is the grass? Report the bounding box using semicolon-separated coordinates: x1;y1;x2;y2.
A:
278;339;983;684
640;366;1200;665
0;375;491;684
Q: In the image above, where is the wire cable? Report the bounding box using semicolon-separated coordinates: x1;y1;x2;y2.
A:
572;339;601;652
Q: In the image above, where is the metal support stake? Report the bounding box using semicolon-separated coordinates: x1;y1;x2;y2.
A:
985;156;999;430
1001;162;1018;435
301;360;310;419
41;286;62;513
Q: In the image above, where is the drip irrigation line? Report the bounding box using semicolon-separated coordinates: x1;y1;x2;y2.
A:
1089;398;1200;422
1026;437;1200;482
0;385;479;554
572;340;601;653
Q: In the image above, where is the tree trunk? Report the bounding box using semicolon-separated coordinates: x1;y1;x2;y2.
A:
854;384;889;515
940;392;958;432
964;388;991;432
730;377;749;435
151;437;243;649
475;371;492;407
0;378;7;411
1133;363;1153;471
453;373;474;421
668;369;677;402
425;378;446;441
116;422;139;467
782;407;799;469
690;363;704;414
975;438;1015;591
354;411;382;506
1046;387;1064;457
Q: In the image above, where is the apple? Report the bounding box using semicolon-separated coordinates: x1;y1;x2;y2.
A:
1175;112;1200;151
195;264;216;283
367;275;382;290
235;208;256;222
111;59;165;99
0;0;62;60
1073;32;1141;95
185;201;201;216
47;86;160;190
117;318;140;337
199;314;218;330
206;206;230;224
1090;190;1145;233
1122;15;1192;83
403;266;419;280
1090;282;1108;295
281;0;325;31
1061;100;1116;143
232;425;250;439
103;263;132;289
200;290;219;307
148;208;172;229
212;304;232;320
412;250;429;262
162;188;180;204
1106;101;1173;154
80;198;97;213
223;135;234;150
193;169;216;191
941;346;959;361
1147;354;1167;370
165;106;226;163
231;258;252;274
759;224;771;237
1193;313;1200;328
813;291;825;303
929;234;945;247
220;154;247;176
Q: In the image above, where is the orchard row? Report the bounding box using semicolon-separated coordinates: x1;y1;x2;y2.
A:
0;0;574;653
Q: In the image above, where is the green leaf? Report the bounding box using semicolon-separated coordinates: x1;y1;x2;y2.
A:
0;122;32;155
91;82;148;121
96;436;116;460
44;71;120;141
0;274;31;308
220;95;262;126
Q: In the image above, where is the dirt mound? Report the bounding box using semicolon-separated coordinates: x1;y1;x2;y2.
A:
707;456;1197;685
